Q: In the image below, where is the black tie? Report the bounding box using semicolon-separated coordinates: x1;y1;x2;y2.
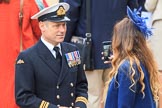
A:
53;47;62;74
53;47;62;73
53;47;62;72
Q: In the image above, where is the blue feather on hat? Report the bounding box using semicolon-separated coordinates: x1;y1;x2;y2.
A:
127;6;152;38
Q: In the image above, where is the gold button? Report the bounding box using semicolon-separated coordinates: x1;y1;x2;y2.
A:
71;102;74;106
56;86;59;89
70;83;73;87
71;93;74;97
56;95;60;99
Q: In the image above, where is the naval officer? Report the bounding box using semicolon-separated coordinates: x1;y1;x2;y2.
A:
15;2;88;108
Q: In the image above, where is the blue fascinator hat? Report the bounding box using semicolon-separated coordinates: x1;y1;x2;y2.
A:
127;6;152;38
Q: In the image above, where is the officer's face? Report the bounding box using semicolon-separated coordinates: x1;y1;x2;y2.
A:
40;21;67;46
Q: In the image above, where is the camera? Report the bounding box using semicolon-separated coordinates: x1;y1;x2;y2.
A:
102;41;112;60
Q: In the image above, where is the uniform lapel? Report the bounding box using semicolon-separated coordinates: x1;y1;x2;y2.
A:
36;40;60;76
57;43;70;85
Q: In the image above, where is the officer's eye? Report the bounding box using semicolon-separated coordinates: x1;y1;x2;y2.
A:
52;24;59;28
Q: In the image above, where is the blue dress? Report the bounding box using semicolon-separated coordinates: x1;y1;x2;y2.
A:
105;60;156;108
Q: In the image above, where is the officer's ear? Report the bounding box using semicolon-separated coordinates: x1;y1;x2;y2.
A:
39;21;47;32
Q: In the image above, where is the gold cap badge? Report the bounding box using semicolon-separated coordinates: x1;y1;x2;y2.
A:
56;6;66;16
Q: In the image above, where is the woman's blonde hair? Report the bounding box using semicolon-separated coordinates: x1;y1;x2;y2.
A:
107;17;161;101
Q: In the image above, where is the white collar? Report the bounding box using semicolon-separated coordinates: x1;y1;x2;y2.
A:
41;36;61;53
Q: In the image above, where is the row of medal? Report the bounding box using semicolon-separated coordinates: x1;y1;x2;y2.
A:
65;51;81;67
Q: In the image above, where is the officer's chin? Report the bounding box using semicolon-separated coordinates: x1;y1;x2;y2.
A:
57;38;64;43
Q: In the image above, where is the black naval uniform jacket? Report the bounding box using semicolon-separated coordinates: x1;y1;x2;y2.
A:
15;40;88;108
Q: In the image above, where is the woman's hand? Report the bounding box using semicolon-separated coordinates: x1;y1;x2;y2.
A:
101;52;114;64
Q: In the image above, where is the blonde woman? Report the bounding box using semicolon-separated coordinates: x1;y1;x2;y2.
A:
105;7;161;108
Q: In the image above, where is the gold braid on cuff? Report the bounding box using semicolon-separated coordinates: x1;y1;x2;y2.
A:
39;100;49;108
75;96;88;104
